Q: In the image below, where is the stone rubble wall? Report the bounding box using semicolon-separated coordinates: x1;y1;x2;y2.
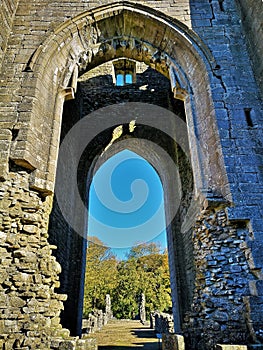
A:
0;169;98;349
150;311;174;334
0;170;67;349
82;309;111;335
183;207;261;349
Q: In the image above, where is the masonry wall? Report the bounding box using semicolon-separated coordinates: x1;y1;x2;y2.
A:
0;0;19;67
189;0;263;271
237;0;263;99
0;0;263;349
0;170;68;349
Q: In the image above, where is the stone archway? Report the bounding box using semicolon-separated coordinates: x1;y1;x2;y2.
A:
11;1;228;199
2;2;259;349
49;59;195;336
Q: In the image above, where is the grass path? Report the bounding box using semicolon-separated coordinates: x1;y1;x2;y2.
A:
91;319;160;350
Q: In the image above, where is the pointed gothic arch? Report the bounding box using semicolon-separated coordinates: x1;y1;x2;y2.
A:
11;1;229;203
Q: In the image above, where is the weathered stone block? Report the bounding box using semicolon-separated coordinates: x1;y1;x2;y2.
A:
9;296;26;308
58;340;76;350
22;224;38;234
162;334;185;350
76;338;97;350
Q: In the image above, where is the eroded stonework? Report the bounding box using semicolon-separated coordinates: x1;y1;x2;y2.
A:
0;0;263;349
0;170;66;349
183;208;259;349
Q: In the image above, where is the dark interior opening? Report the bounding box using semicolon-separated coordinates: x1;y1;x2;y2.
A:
48;61;194;336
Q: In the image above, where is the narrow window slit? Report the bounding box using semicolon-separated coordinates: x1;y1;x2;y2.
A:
218;0;225;11
244;108;253;127
11;129;19;141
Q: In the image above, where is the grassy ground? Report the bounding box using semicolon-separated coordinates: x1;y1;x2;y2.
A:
89;319;160;350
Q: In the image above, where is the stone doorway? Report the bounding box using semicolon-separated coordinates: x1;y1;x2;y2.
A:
48;61;195;337
3;2;260;348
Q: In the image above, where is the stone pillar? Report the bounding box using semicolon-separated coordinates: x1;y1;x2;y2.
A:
139;293;146;324
105;294;112;319
243;281;263;344
150;312;155;329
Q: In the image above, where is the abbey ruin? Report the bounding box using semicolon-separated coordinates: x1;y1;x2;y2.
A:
0;0;263;349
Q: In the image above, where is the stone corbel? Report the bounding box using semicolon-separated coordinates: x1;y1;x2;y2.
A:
60;65;79;101
169;65;188;101
61;87;75;101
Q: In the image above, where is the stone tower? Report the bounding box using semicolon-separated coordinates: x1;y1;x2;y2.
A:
0;0;262;349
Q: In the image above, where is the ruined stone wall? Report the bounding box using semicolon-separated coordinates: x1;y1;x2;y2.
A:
0;172;96;349
150;311;174;334
78;62;174;113
183;207;260;349
189;0;263;317
0;0;263;349
0;169;67;349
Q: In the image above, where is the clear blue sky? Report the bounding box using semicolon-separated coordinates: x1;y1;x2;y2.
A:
87;150;167;259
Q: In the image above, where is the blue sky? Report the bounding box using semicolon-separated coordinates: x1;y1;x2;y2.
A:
87;150;167;259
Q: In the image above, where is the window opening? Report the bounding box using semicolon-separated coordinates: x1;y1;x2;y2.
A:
125;73;133;84
218;0;225;11
116;74;124;86
113;59;136;86
244;108;253;127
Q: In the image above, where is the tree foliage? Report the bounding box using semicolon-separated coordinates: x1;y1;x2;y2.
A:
83;237;118;317
83;240;172;319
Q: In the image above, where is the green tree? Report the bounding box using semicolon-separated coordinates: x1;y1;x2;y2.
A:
111;258;139;319
127;241;161;259
111;242;172;319
83;236;118;317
